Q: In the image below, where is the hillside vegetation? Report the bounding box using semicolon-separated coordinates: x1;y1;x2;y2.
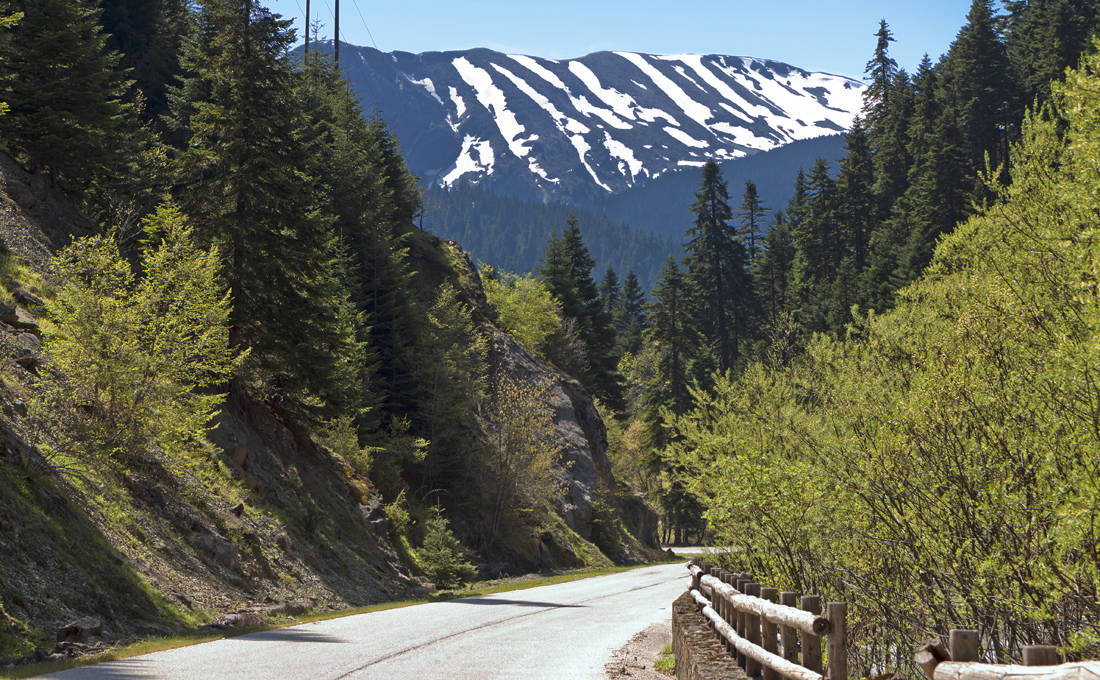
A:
673;40;1100;671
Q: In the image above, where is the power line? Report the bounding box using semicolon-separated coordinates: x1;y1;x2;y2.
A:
349;0;379;50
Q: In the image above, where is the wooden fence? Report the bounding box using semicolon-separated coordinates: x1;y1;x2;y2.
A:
686;560;1100;680
916;630;1100;680
687;560;846;680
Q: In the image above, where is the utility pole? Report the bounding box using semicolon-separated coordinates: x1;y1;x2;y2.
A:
304;0;310;55
334;0;340;64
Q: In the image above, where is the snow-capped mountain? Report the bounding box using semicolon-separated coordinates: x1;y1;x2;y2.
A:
328;43;865;204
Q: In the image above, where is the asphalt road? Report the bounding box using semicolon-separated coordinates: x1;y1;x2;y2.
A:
39;562;689;680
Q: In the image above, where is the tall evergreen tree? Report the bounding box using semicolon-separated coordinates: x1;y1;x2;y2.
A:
836;119;875;277
736;180;768;264
599;266;620;315
937;0;1015;186
0;0;133;191
539;216;622;406
172;0;363;422
751;210;795;327
790;158;847;333
870;69;915;220
614;270;647;358
98;0;189;121
684;161;752;372
644;258;702;433
1005;0;1100;108
863;19;899;128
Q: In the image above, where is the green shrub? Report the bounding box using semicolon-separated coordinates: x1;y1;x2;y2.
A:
417;511;477;589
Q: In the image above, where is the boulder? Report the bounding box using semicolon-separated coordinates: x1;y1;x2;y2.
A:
55;617;103;643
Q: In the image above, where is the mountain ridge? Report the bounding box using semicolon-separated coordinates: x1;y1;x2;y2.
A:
308;41;865;205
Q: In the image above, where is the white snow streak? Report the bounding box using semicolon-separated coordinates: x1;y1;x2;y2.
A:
452;57;535;160
442;135;495;186
408;76;443;106
603;131;645;181
617;52;713;128
664;126;709;148
448;86;467;118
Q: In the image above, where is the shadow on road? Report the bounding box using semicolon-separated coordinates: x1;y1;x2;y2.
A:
447;597;584;608
49;658;158;679
235;628;348;643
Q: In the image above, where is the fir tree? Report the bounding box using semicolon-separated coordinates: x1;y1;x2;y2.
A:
539;216;622;405
863;19;899;128
614;270;647;357
752;211;795;327
599;266;621;315
736;180;768;264
172;0;363;422
98;0;189;122
684;161;752;372
0;0;133;191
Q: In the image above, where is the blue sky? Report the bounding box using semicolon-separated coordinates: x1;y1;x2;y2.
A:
264;0;974;79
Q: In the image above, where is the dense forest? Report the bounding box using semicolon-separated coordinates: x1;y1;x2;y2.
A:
422;185;677;291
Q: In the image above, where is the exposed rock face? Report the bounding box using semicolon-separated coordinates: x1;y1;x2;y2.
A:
431;237;659;553
0;151;95;272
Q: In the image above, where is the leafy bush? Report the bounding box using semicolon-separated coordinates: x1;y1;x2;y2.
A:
481;267;562;361
36;203;240;464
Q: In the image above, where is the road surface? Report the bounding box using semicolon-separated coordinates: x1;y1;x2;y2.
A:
39;562;689;680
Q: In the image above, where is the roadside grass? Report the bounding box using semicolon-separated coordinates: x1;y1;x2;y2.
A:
1;558;684;679
655;644;675;675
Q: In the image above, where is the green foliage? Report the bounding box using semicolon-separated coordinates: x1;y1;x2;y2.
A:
480;374;566;544
481;268;563;361
0;0;134;191
36;202;239;463
684;160;753;372
318;416;372;478
674;48;1100;668
418;511;477;589
539;216;623;406
172;1;364;424
655;646;676;675
384;489;412;537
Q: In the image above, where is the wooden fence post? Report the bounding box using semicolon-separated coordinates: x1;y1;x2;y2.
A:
950;630;979;663
761;587;780;680
735;574;749;667
780;592;799;662
746;582;763;676
801;595;823;675
719;570;732;656
1023;646;1059;666
827;601;847;680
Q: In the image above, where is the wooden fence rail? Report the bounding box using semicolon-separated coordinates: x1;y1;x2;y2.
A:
687;560;847;680
684;564;1100;680
916;631;1100;680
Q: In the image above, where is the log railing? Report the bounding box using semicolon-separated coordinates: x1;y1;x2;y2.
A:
687;560;847;680
916;630;1100;680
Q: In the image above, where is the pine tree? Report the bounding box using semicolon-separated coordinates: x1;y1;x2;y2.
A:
98;0;189;122
752;211;795;327
684;161;753;372
937;0;1015;184
172;0;363;423
863;19;899;128
870;70;914;220
539;216;622;405
599;266;621;315
836;119;875;276
614;270;647;357
644;258;702;434
1005;0;1100;108
790;158;847;333
295;54;425;428
736;180;768;264
0;0;133;191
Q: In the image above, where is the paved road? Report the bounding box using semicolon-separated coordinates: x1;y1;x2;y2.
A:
40;563;689;680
